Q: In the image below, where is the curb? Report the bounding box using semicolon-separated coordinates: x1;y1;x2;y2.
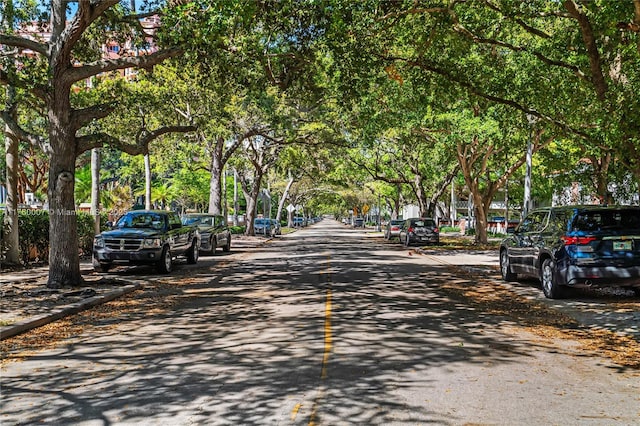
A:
414;247;501;276
0;283;142;340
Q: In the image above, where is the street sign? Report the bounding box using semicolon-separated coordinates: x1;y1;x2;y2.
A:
286;204;296;213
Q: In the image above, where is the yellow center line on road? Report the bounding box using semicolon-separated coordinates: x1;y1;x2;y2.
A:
306;253;333;426
321;287;332;379
291;403;302;421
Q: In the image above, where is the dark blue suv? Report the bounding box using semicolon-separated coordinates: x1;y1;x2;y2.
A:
500;205;640;298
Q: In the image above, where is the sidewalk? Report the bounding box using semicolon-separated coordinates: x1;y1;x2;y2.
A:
0;260;143;340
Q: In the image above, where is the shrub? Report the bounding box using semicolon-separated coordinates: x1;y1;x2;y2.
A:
18;209;50;263
77;212;98;256
0;209;110;265
229;225;245;234
439;226;460;233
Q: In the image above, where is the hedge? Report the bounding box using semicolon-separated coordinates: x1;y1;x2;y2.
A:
0;209;109;265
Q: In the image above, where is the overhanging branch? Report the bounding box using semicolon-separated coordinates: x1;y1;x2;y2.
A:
64;47;184;84
138;125;198;146
1;110;49;152
71;103;117;130
0;34;48;56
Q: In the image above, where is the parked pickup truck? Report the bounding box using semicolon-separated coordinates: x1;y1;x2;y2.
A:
93;210;200;273
182;213;231;254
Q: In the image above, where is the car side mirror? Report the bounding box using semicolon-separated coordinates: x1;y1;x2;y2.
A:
105;221;113;228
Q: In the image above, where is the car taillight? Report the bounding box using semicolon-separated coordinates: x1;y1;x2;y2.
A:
392;226;399;231
408;227;414;233
434;227;439;233
562;236;597;245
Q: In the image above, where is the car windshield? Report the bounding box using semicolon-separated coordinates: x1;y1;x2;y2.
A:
573;209;640;232
390;220;403;226
412;219;435;227
183;215;214;226
116;212;165;230
255;219;268;225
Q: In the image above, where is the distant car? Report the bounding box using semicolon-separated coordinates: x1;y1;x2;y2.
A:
293;217;306;227
385;219;404;240
254;218;274;236
353;217;365;228
182;213;231;254
500;205;640;299
399;218;439;246
270;219;282;236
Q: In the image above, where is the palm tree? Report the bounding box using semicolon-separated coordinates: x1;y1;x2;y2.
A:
102;184;134;218
74;166;92;204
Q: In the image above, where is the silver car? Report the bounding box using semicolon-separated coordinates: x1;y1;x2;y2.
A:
384;219;404;240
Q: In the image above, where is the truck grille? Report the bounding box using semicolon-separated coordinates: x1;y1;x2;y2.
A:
104;238;143;251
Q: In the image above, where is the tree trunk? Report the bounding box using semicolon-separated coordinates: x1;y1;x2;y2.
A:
2;5;21;266
222;171;228;220
208;138;224;214
590;152;612;203
3;129;21;266
144;153;151;210
47;129;82;287
287;208;294;227
472;192;489;244
413;174;430;217
241;174;263;236
91;148;101;235
276;173;294;222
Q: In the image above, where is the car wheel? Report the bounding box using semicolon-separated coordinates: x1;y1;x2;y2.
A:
500;250;517;282
632;288;640;297
92;256;112;273
541;258;565;299
210;236;217;255
94;262;112;273
384;232;390;240
223;235;231;252
157;246;172;274
186;240;199;264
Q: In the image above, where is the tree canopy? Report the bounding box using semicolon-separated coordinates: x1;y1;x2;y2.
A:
2;0;639;277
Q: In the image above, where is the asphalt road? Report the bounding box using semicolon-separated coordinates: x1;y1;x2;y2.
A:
1;219;638;425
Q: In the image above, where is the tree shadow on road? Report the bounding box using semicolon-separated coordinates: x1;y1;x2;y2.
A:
1;227;638;425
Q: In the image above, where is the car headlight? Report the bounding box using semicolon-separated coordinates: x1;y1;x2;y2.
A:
93;236;104;249
143;238;161;248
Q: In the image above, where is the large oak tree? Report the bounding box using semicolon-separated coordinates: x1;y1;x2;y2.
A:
1;1;188;286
